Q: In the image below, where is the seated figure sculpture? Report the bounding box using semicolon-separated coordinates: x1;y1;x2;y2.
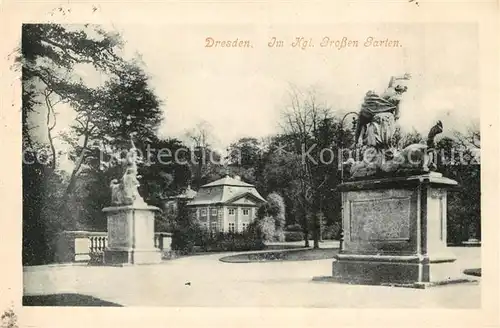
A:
354;73;410;150
348;74;443;179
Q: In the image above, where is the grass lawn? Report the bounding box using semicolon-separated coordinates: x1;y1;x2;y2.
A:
463;268;481;277
219;247;339;263
23;294;123;307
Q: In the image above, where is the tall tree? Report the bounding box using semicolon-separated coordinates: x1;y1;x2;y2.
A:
139;137;192;204
21;24;166;261
185;120;225;188
56;58;164;227
436;123;481;244
21;24;125;263
21;24;123;151
227;137;263;168
260;137;302;224
279;86;334;248
225;137;264;185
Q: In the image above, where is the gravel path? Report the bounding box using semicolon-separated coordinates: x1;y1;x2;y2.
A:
23;246;480;308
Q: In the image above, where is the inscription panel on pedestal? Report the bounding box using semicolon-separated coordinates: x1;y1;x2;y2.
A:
349;197;411;241
107;212;129;248
133;210;155;249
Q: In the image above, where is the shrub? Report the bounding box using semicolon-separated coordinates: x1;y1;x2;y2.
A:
245;220;264;239
171;223;204;255
274;228;285;242
285;223;303;232
170;199;204;254
266;192;286;229
284;231;304;242
321;223;341;240
258;192;286;233
258;216;277;241
198;231;265;252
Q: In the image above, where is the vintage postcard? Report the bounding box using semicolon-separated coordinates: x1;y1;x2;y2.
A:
0;1;498;327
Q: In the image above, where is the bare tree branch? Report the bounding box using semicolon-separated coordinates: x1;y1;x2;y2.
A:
43;88;58;170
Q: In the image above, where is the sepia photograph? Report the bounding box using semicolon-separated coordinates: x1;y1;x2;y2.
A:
18;21;484;308
0;2;498;327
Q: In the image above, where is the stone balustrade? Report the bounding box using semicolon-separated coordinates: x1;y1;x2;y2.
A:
54;231;172;263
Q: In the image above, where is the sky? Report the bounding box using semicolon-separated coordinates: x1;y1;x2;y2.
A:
44;22;479;153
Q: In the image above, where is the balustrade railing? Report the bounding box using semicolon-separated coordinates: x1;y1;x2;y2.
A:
55;231;173;264
154;233;172;250
89;235;108;257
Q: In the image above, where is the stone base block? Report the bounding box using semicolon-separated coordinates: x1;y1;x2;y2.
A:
313;275;477;289
104;248;162;265
332;254;473;287
75;254;91;262
331;174;476;288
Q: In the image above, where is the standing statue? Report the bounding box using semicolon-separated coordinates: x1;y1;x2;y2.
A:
354;73;411;150
110;135;146;206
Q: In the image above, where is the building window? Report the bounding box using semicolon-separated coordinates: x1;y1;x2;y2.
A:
211;208;217;216
228;208;235;216
228;223;235;232
242;223;247;231
242;209;249;216
201;208;207;216
210;222;217;231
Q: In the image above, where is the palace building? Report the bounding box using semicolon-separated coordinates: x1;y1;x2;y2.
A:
186;175;265;233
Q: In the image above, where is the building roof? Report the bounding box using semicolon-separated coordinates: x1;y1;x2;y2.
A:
187;175;265;206
179;185;198;199
167;185;197;200
201;175;253;188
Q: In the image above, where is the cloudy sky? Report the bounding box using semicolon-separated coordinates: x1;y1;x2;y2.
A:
53;22;479;151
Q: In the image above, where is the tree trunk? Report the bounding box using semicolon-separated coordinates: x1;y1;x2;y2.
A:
313;231;319;248
64;143;88;197
197;152;203;188
312;211;320;249
193;147;203;189
43;90;57;172
300;206;310;247
461;219;468;243
58;131;90;229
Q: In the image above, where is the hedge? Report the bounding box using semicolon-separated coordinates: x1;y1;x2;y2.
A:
200;233;265;252
285;224;303;232
172;227;265;254
284;231;304;242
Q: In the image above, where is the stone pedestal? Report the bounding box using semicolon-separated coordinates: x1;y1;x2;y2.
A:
332;172;473;287
103;204;162;265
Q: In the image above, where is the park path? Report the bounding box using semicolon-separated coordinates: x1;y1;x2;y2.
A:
23;247;480;308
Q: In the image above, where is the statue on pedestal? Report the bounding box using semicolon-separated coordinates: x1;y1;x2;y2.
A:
347;73;444;179
103;134;161;265
110;135;146;206
332;75;469;288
